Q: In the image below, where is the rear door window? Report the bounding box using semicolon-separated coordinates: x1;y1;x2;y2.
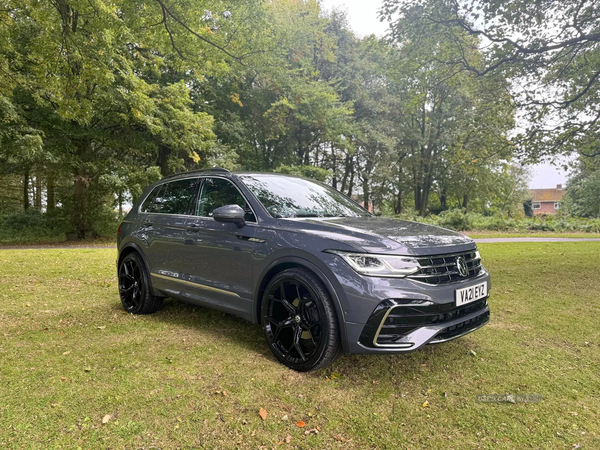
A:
143;178;199;215
140;184;164;213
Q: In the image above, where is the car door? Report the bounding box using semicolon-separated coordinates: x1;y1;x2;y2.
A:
139;178;200;297
179;176;257;319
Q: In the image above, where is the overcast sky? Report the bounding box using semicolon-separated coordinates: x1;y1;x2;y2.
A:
319;0;569;189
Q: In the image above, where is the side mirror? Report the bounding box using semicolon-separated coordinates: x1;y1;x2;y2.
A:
213;204;246;228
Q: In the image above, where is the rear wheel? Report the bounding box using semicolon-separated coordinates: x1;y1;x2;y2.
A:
118;252;163;314
261;268;341;371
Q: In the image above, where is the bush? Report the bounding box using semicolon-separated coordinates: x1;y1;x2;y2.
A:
437;209;471;230
390;210;600;233
0;207;118;244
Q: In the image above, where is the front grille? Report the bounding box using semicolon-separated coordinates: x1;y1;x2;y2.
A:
407;249;483;285
376;298;488;346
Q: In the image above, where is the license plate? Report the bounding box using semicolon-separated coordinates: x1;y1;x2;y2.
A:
455;282;488;306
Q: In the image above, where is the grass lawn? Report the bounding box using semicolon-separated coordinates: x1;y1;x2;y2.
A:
1;244;599;449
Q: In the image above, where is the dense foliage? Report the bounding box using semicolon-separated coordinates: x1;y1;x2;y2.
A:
3;0;594;240
381;0;600;160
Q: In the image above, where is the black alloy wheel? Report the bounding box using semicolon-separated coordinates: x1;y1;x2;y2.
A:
262;268;341;371
118;252;163;314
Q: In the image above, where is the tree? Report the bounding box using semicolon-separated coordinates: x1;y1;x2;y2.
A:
0;0;269;237
381;0;600;160
566;157;600;217
382;4;516;215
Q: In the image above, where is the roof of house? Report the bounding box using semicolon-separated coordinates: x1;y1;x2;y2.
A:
530;185;565;202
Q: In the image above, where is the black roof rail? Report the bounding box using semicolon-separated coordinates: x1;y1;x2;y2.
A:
162;167;230;180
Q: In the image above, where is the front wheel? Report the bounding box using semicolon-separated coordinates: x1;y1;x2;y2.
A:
261;268;341;371
118;252;163;314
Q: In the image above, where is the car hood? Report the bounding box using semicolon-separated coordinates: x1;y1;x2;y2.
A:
278;216;475;255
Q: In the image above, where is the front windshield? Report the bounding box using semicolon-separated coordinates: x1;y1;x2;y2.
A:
238;174;371;219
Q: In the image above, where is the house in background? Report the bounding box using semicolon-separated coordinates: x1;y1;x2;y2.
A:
530;184;565;215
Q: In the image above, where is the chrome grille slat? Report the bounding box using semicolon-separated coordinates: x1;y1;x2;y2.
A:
409;270;461;279
407;250;483;285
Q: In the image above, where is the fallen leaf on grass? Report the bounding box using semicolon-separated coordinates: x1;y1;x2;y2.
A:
422;401;429;408
259;408;267;420
62;350;71;356
296;420;306;428
285;435;292;443
97;326;106;330
333;435;348;442
102;414;111;424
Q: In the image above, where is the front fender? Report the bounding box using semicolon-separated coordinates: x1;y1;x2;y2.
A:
253;250;350;352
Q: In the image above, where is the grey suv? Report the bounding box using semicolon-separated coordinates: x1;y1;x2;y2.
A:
117;168;490;371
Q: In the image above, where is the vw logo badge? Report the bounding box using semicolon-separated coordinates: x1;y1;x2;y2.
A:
456;256;469;278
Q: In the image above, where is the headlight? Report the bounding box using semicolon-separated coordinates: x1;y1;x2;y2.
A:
326;250;420;277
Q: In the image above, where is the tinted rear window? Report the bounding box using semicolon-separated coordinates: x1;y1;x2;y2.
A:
142;179;198;215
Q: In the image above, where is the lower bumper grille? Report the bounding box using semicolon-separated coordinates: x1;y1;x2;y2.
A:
430;310;490;343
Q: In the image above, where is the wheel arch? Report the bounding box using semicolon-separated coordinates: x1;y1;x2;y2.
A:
117;242;159;297
254;256;349;352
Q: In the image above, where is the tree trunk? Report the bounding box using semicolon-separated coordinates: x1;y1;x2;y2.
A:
440;189;447;210
394;189;402;214
47;171;56;212
157;144;171;176
414;184;422;213
35;175;42;210
340;154;351;193
347;162;355;197
463;193;469;211
419;184;431;216
362;177;370;212
331;144;337;190
23;168;30;210
73;168;89;239
118;191;123;219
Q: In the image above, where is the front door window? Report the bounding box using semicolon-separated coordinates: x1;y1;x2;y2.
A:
196;178;255;222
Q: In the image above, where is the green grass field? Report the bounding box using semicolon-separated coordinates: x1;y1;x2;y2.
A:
1;244;599;449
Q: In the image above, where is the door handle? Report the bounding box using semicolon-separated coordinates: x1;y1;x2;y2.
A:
186;223;201;232
237;235;265;243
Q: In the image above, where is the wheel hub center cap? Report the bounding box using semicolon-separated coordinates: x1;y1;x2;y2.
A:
294;315;301;324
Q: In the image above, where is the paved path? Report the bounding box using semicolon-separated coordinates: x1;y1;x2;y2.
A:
2;237;600;250
473;237;600;243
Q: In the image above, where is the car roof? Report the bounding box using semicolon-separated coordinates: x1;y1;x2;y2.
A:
161;169;310;182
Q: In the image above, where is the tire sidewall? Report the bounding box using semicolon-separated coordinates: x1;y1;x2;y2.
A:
119;253;151;314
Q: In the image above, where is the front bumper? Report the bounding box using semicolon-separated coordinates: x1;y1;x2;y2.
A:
319;249;491;354
344;297;489;353
358;296;489;348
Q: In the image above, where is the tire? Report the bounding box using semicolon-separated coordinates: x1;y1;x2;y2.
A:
261;267;341;371
118;252;163;314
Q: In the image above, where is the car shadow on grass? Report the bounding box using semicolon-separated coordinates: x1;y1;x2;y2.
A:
137;297;477;379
